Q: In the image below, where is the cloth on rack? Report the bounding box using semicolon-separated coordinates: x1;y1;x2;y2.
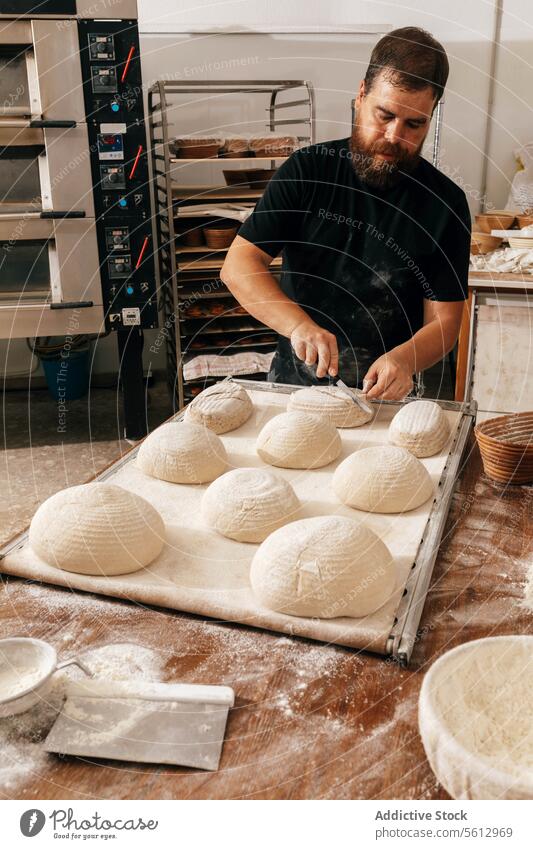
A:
470;247;533;274
183;351;275;381
176;203;254;223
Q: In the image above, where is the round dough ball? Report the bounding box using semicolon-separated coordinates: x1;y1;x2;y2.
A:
333;446;434;513
29;483;165;576
185;381;252;433
256;411;341;469
389;399;450;457
250;515;395;618
202;467;301;542
137;420;227;484
288;385;373;427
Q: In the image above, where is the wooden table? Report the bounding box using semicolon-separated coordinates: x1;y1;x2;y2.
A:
1;437;532;800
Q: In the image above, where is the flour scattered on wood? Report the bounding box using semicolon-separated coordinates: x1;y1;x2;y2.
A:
522;560;533;613
0;642;163;794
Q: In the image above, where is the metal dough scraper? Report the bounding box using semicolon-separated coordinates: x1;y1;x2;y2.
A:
44;678;235;771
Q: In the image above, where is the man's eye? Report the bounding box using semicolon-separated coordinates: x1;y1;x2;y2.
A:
407;121;422;129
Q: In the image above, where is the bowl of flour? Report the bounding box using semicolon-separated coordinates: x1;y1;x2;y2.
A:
419;635;533;799
0;638;58;718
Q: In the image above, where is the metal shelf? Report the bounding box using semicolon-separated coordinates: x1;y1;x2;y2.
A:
170;156;288;164
172;185;263;202
148;78;315;409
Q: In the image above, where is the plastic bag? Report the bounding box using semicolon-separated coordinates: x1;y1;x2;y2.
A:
506;143;533;212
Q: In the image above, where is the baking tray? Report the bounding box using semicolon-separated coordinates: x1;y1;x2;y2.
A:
0;380;476;666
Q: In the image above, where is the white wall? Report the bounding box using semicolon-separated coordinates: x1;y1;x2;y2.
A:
138;0;533;210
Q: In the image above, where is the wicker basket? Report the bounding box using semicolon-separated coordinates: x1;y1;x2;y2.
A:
516;214;533;229
244;168;276;189
474;412;533;484
474;213;515;233
203;221;239;249
470;232;503;254
177;218;205;247
176;143;220;159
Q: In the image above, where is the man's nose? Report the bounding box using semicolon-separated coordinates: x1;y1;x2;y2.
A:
384;119;402;144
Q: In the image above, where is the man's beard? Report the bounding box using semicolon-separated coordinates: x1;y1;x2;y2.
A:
349;120;422;190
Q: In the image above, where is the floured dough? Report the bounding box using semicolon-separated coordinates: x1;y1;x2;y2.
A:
389;399;450;457
333;445;434;513
256;411;341;469
137;420;227;484
202;467;301;542
185;380;253;433
288;385;373;427
250;515;395;618
29;483;165;576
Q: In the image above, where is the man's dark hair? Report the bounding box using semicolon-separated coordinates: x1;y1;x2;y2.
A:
364;26;449;103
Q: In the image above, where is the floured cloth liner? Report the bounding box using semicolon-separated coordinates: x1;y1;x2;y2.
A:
2;390;462;654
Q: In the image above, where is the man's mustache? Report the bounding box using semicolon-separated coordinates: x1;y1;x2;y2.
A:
369;140;409;162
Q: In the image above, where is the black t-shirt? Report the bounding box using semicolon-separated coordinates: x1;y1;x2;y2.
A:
238;137;471;387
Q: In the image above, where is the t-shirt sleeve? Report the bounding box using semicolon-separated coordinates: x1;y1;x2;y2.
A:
426;188;471;301
237;151;307;257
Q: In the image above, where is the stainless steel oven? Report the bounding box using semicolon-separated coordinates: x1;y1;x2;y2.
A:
0;213;102;335
0;0;157;437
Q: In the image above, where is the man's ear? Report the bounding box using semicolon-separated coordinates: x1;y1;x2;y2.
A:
354;79;366;110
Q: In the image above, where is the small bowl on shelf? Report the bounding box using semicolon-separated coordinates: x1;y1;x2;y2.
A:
203;220;239;249
176;143;221;159
474;212;515;233
244;168;276;189
248;135;297;158
223;170;251;187
470;232;502;254
220;137;251;158
176;218;205;247
516;214;533;229
474;411;533;484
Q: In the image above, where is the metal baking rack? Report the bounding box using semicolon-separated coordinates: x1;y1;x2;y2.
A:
1;380;476;666
147;80;315;409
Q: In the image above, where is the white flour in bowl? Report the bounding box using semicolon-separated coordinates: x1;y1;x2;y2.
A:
0;642;164;794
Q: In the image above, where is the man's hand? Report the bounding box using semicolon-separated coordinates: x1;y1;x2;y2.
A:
363;351;414;400
290;319;339;379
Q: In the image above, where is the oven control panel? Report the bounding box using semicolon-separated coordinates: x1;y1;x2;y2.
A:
78;19;157;330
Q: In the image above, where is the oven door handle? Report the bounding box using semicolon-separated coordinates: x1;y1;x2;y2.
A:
0;119;77;129
50;301;94;310
40;211;86;220
29;120;77;129
0;211;86;223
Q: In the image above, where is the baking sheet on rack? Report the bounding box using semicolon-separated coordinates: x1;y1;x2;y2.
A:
2;390;462;654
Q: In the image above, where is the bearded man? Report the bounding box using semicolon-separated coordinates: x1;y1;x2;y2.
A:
220;26;471;400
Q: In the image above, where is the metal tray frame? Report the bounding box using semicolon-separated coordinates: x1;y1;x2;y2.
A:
0;379;476;666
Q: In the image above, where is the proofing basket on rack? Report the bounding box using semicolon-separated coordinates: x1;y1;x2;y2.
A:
474;412;533;484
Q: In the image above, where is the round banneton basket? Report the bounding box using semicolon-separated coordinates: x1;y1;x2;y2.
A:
418;636;533;800
474;411;533;484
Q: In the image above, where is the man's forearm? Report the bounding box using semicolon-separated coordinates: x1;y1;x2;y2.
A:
221;256;308;338
391;317;459;374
